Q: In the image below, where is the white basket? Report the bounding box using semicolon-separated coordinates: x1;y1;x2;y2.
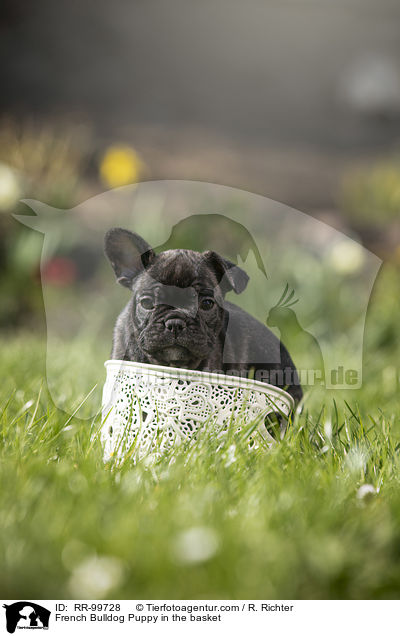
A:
101;360;295;461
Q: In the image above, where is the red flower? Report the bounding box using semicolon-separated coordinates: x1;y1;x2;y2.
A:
41;257;77;286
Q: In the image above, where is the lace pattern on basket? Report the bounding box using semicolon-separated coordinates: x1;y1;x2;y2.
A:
101;364;292;461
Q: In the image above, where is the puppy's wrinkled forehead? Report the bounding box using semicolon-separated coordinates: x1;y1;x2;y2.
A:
147;249;216;288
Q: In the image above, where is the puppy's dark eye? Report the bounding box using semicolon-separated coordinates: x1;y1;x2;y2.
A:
139;297;155;310
200;298;215;311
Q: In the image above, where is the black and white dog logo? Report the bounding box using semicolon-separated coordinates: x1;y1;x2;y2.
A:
2;603;50;634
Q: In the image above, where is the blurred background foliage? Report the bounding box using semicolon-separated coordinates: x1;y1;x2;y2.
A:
0;121;147;328
342;160;400;226
0;116;398;331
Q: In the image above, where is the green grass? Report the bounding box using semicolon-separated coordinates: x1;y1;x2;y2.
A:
1;263;400;600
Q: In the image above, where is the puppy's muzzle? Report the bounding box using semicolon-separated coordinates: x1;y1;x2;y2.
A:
165;317;186;336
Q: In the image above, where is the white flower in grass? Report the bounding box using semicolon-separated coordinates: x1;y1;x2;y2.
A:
345;447;368;474
328;240;365;274
357;484;377;500
224;444;237;467
142;455;156;469
68;555;125;597
172;526;220;564
324;419;332;441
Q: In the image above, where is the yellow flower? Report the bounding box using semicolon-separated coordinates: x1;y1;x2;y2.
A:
0;162;21;211
99;145;144;188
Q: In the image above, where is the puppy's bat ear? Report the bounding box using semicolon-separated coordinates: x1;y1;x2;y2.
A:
104;228;155;288
202;250;249;294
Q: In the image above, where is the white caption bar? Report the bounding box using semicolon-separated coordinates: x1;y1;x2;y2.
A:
1;600;399;635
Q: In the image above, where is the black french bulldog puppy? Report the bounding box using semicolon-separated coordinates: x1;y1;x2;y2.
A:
104;228;302;402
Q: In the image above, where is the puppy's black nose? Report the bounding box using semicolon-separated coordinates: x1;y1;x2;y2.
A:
165;317;186;335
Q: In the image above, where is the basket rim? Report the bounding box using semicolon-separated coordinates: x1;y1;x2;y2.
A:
104;359;295;410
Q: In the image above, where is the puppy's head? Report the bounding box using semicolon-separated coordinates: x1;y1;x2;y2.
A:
104;228;249;368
